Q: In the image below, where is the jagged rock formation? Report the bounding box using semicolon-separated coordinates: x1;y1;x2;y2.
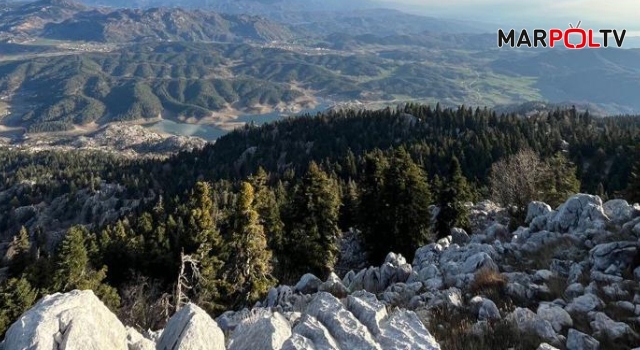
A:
3;194;640;349
3;290;131;349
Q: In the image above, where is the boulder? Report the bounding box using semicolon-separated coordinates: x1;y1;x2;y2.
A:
318;272;349;298
295;274;323;294
291;314;340;350
566;329;599;350
228;312;291;350
589;241;638;273
377;309;441;350
305;292;381;350
537;303;573;332
483;223;510;242
547;194;609;233
565;294;603;314
265;285;295;309
469;297;501;321
564;283;585;300
603;199;636;224
590;312;638;341
346;291;388;336
384;252;407;266
526;201;553;224
506;308;559;345
157;303;225;350
126;328;155;350
3;290;129;350
363;267;383;293
537;344;560;350
451;228;470;245
281;334;316;350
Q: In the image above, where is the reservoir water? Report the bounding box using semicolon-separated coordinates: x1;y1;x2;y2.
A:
147;102;331;141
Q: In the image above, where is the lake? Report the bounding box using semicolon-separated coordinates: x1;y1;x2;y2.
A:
147;102;331;141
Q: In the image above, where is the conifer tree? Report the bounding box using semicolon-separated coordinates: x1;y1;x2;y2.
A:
225;182;275;306
53;226;120;310
543;152;581;207
250;168;285;256
628;158;640;204
9;226;32;276
284;162;341;281
0;277;38;336
183;182;226;313
435;157;473;239
379;147;433;261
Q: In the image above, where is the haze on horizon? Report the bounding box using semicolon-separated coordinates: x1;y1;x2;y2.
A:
378;0;640;34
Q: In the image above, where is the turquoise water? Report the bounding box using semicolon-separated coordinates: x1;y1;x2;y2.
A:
147;102;331;141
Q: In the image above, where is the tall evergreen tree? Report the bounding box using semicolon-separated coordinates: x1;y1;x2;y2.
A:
283;162;341;281
185;182;225;313
8;226;32;276
53;226;120;310
224;182;275;307
435;157;473;239
626;147;640;204
543;152;581;207
250;168;285;257
0;277;38;336
380;147;433;261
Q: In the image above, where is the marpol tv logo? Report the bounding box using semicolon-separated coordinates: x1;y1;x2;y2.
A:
498;21;627;49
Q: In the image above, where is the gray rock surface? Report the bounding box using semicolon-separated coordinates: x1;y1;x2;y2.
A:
566;329;599;350
228;312;292;350
157;303;225;350
3;290;129;350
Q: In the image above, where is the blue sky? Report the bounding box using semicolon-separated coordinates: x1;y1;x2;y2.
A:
378;0;640;34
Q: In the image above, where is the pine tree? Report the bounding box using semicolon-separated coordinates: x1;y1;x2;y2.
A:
435;157;473;239
627;150;640;204
379;147;433;261
284;162;341;281
0;277;38;336
52;226;120;310
543;152;581;207
250;168;285;256
359;149;389;260
185;182;225;313
225;182;275;306
9;226;32;276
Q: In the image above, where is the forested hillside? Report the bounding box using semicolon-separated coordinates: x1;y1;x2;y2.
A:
2;105;640;337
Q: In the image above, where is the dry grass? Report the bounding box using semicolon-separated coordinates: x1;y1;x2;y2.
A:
545;275;568;301
421;306;544;350
470;268;508;304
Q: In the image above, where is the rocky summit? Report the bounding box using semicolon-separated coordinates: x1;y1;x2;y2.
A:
3;193;640;349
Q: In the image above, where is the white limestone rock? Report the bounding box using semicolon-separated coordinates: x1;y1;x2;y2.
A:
506;308;559;345
377;309;441;350
547;194;609;233
228;312;291;350
291;314;340;350
305;292;381;350
157;303;225;350
565;293;603;314
346;291;388;336
566;329;599;350
3;290;128;350
295;273;323;294
537;302;573;332
281;334;317;350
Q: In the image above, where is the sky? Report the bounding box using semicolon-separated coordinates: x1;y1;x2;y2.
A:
379;0;640;34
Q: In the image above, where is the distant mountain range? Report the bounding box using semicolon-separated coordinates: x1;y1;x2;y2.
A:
0;0;293;42
2;0;640;138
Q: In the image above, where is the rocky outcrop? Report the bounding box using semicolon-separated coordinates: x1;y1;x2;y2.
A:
3;290;130;350
5;194;640;350
157;303;225;350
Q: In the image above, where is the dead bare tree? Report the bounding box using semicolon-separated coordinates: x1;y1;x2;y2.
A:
174;250;201;312
489;149;550;210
